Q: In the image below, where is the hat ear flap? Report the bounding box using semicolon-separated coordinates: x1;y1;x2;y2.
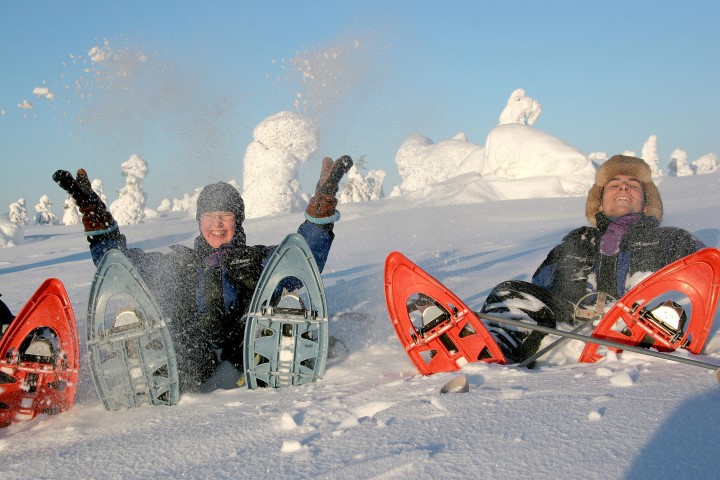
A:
642;182;663;223
585;184;603;227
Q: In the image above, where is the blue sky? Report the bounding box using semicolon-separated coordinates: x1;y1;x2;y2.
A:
2;0;719;215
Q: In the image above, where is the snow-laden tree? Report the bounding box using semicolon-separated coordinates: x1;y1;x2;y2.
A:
641;135;662;178
339;157;386;203
109;154;148;225
156;198;172;212
8;198;29;226
588;152;609;169
395;133;484;193
34;195;57;225
91;178;108;204
170;188;201;213
185;188;203;218
668;149;693;177
692;153;718;175
242;111;318;218
482;124;594;186
498;88;542;126
62;195;81;225
0;218;23;248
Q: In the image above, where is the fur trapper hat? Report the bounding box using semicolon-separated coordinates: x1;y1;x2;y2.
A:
585;155;663;227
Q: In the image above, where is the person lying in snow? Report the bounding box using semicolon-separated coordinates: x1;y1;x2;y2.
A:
53;156;351;391
479;155;706;364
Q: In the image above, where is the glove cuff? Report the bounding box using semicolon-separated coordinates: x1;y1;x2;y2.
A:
83;223;119;237
304;211;340;224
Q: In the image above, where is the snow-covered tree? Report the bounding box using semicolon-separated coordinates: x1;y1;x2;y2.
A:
242;111;318;218
588;152;609;169
62;195;81;225
498;88;542;126
395;133;484;193
227;179;240;191
169;189;200;213
91;178;108;204
482;124;594;186
0;218;23;248
692;153;718;175
185;188;203;218
109;154;148;225
34;195;57;225
156;198;172;212
641;135;662;178
339;157;386;203
668;149;693;177
8;198;29;226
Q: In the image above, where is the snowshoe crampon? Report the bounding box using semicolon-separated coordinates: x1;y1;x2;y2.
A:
384;251;506;375
580;248;720;363
0;279;79;428
243;234;329;389
87;250;179;410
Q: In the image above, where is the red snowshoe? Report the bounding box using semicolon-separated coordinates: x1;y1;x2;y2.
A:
384;251;506;375
0;279;79;428
580;248;720;363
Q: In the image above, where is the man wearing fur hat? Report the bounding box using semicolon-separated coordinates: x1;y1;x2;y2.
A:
53;156;352;391
480;155;705;365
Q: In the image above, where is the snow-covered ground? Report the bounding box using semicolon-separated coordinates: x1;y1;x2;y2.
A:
1;168;719;479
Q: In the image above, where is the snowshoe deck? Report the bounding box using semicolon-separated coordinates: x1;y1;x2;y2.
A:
87;250;179;410
384;251;506;375
580;248;720;363
0;279;79;428
243;234;328;389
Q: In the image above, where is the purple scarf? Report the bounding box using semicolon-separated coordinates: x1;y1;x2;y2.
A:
600;213;641;256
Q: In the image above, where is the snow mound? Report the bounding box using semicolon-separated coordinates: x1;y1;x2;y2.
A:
482;123;595;182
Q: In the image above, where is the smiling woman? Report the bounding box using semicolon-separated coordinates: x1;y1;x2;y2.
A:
195;182;244;249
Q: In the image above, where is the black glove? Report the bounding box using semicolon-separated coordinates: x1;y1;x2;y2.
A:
53;169;118;240
305;155;353;223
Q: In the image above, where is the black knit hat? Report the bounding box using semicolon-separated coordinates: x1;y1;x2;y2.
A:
195;182;245;226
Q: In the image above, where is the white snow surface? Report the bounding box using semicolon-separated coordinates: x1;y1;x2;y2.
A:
1;171;720;479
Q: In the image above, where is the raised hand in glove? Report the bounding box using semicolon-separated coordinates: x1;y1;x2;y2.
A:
53;169;118;240
305;155;353;224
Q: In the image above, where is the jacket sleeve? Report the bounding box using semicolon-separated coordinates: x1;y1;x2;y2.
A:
296;221;334;273
531;227;598;303
89;232;128;266
656;227;707;265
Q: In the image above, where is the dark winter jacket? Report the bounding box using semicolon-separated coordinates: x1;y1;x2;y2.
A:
531;212;705;305
0;297;14;337
88;220;334;390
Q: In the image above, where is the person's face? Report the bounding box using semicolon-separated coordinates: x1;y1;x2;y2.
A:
199;211;236;248
599;175;645;218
